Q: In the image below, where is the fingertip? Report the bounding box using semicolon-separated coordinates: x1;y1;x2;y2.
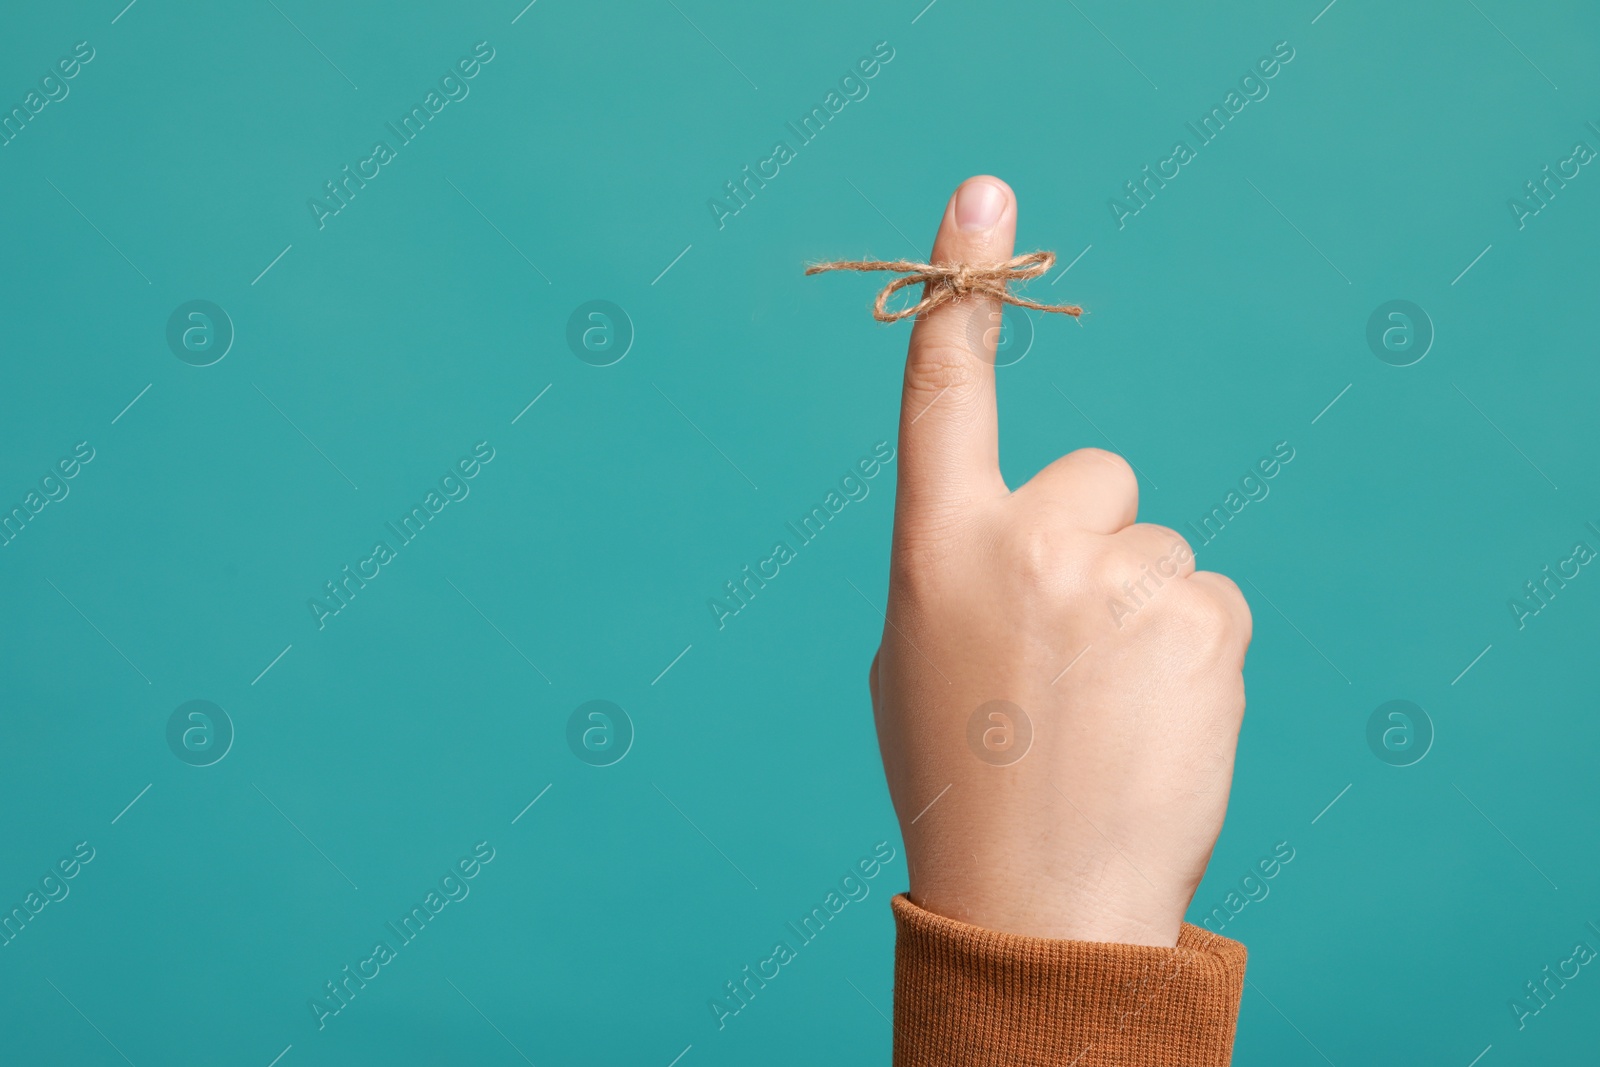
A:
957;174;1015;202
951;175;1015;232
930;176;1018;268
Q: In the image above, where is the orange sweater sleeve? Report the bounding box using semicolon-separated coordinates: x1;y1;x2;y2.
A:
890;894;1247;1066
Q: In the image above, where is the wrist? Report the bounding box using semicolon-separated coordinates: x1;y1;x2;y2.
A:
908;855;1188;947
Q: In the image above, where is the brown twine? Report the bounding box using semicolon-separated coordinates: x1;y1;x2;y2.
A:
804;250;1083;324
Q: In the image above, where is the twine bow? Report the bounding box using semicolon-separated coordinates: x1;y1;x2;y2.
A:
805;250;1083;324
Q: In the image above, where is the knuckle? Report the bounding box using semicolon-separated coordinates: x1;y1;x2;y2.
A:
1204;571;1247;608
1164;588;1236;654
1007;523;1062;587
1050;448;1139;519
1082;447;1137;487
890;533;964;606
893;520;967;576
1146;524;1194;562
905;341;979;397
1203;572;1254;645
1094;544;1152;594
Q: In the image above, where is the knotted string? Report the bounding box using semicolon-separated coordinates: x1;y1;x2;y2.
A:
805;250;1083;324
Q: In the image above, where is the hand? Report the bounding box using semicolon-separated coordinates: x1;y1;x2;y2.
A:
868;176;1252;948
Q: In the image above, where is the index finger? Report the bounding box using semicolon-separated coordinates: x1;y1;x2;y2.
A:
896;176;1018;523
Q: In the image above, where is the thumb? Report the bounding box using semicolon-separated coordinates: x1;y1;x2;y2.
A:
897;176;1018;525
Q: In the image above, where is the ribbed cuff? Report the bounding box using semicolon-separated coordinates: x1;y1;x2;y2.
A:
891;894;1246;1066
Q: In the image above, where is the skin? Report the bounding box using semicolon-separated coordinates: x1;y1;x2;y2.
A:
868;176;1253;948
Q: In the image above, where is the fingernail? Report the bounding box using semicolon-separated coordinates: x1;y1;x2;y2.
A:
954;180;1006;231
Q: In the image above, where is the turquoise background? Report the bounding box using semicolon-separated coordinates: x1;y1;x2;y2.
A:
2;0;1597;1063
